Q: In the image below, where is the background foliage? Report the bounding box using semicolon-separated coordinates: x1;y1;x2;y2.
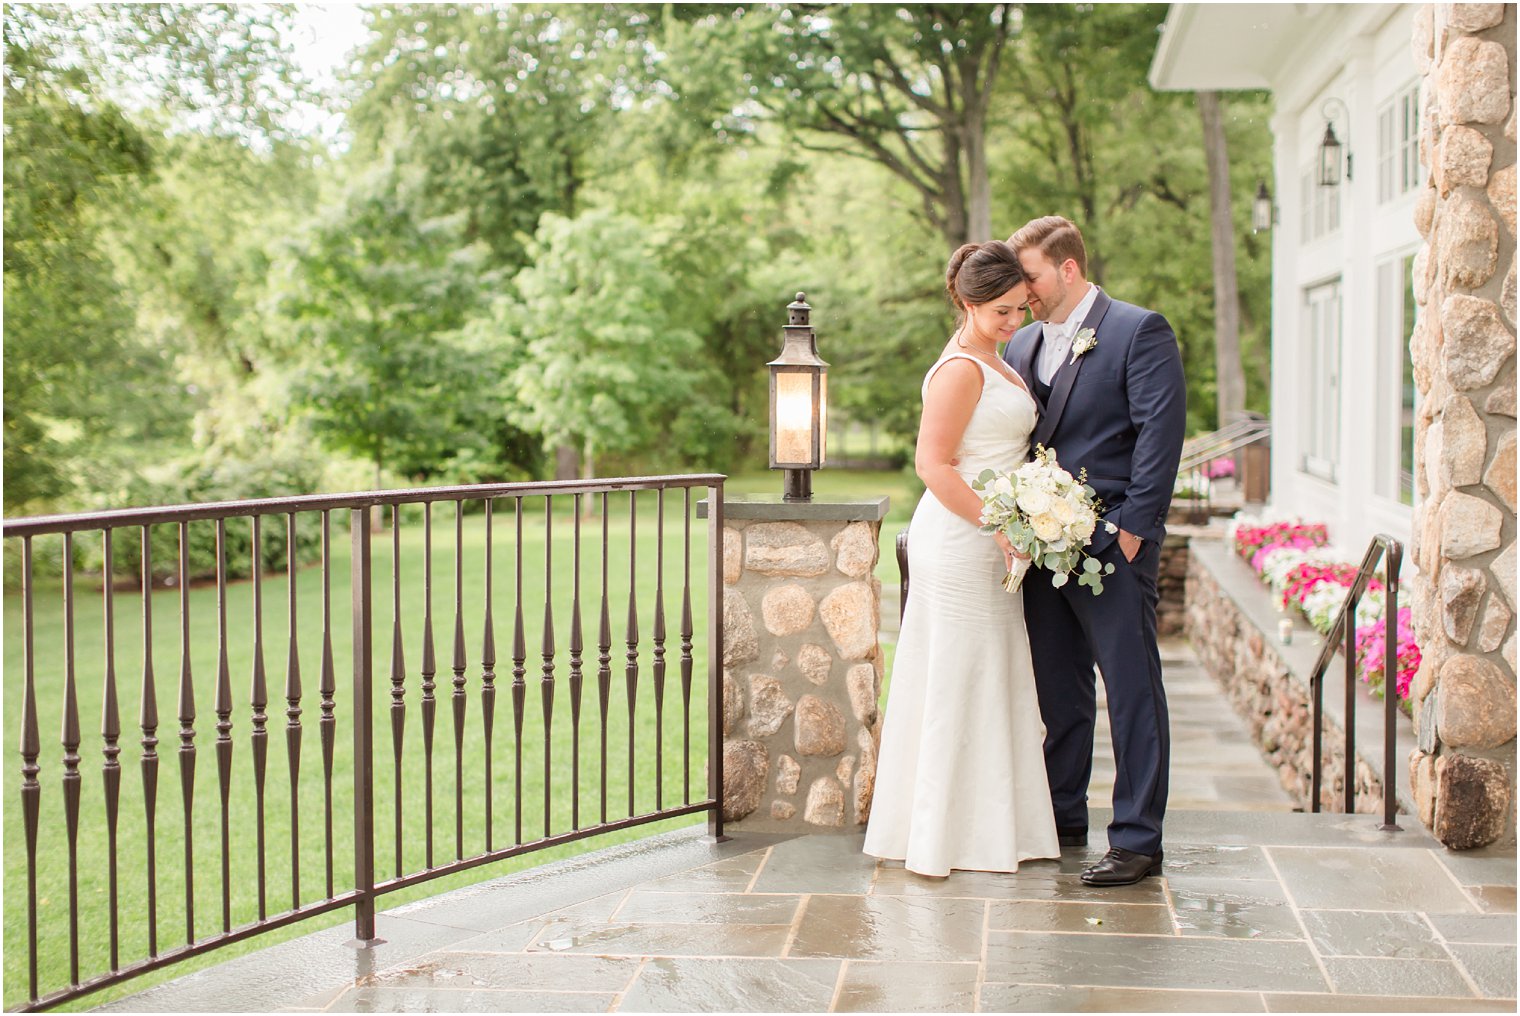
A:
3;2;1274;523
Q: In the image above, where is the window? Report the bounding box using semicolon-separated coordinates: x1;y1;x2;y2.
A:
1377;83;1422;203
1301;280;1342;482
1401;87;1421;194
1375;255;1418;504
1302;162;1342;243
1378;104;1396;203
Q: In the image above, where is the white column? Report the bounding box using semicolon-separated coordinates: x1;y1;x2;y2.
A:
1336;37;1378;551
1268;109;1299;513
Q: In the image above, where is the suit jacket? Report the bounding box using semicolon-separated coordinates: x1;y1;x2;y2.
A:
1002;290;1187;555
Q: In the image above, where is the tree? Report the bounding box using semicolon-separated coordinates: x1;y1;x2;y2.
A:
1197;90;1247;428
2;3;312;513
492;209;711;477
4;15;167;512
673;4;1012;251
271;160;501;485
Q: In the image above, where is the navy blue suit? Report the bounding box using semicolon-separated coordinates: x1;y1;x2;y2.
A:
1002;290;1186;855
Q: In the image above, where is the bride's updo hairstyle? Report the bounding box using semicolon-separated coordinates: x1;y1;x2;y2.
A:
945;240;1025;319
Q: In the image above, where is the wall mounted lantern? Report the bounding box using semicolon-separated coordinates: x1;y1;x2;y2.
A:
1317;98;1352;186
1252;180;1275;233
768;292;828;502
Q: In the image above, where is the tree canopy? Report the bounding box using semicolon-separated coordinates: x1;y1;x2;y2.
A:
3;2;1275;517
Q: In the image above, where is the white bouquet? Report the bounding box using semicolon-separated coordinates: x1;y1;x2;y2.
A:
972;445;1118;594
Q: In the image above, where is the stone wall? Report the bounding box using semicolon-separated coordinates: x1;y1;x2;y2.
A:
716;503;886;832
1407;2;1518;849
1184;551;1386;812
1158;528;1202;637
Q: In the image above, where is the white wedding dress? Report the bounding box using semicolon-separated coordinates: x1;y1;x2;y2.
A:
863;353;1059;876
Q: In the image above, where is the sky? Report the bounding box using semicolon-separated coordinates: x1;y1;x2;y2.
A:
286;2;371;141
288;2;370;87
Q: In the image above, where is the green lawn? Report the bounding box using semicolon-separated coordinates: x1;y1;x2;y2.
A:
3;470;913;1011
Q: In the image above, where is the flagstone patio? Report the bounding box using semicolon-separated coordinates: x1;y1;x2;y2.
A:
98;638;1516;1013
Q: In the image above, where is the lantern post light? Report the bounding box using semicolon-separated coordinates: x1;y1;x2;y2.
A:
1252;179;1275;233
768;293;828;503
1317;98;1352;186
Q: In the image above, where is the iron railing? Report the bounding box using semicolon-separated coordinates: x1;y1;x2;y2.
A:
1307;534;1404;829
4;474;726;1011
1174;415;1272;520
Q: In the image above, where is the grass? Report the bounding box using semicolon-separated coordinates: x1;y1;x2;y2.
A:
2;469;914;1011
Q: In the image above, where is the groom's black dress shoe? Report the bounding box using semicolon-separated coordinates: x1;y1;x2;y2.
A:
1080;847;1163;886
1057;827;1088;847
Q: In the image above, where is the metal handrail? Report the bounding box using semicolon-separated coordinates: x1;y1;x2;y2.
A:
1307;534;1404;829
1177;418;1271;473
5;473;727;1011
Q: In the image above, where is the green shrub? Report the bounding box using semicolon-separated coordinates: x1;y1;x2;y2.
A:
83;447;329;585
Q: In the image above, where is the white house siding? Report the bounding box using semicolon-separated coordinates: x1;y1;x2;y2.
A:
1153;4;1423;561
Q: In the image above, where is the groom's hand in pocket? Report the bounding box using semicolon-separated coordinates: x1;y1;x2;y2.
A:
1117;529;1143;562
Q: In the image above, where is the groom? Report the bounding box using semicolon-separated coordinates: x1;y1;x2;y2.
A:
1002;215;1186;886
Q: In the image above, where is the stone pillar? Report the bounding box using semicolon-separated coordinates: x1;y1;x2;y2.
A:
1407;2;1517;849
700;495;889;832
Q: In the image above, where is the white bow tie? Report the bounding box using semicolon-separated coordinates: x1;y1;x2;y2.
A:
1042;320;1077;344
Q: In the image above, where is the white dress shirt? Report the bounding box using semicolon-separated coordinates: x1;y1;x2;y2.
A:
1035;284;1101;385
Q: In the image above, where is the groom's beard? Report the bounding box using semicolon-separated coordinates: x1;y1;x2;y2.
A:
1029;279;1068;323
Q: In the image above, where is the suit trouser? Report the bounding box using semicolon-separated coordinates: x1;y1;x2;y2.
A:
1023;537;1169;856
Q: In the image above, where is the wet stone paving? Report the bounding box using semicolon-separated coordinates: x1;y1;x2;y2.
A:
102;638;1517;1014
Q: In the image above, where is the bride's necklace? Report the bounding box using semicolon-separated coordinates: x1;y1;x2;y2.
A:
954;331;1023;388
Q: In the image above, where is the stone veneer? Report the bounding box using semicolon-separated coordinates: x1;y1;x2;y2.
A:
1407;3;1518;848
702;496;888;832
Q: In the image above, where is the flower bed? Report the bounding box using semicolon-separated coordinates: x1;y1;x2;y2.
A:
1229;513;1419;713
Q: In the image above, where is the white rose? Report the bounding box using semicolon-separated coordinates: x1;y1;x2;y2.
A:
1017;488;1051;516
1031;513;1063;542
994;475;1015;496
1049;498;1075;524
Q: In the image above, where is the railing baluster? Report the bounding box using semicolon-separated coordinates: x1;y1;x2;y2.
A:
213;519;234;932
177;522;197;942
319;511;337;899
653;489;667;811
352;508;377;942
569;494;584;830
420;504;437;869
20;536;41;1002
626;491;640;817
285;512;303;910
707;482;726;840
681;488;694;805
452;500;468;860
389;506;406;878
1344;586;1357;814
541;496;556;838
1311;661;1324;812
598;492;611;825
62;532;82;985
512;497;527;845
250;517;270;920
102;530;122;971
1382;543;1403;830
139;526;160;958
481;500;497;851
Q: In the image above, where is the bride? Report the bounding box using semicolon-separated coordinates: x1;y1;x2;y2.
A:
863;240;1059;877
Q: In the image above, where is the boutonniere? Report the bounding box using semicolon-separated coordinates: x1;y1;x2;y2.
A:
1068;327;1098;365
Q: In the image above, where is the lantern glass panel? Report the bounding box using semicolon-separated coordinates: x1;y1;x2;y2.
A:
1319;131;1342;186
774;370;818;466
